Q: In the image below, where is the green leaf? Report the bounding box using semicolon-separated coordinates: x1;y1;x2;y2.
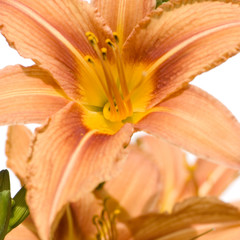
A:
156;0;169;8
0;170;10;192
0;190;11;240
7;186;29;233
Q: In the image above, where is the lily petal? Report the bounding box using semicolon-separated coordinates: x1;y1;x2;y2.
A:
26;102;133;240
104;144;162;218
135;85;240;168
137;136;188;212
53;205;84;240
190;222;240;240
69;193;102;239
0;0;112;99
194;159;239;197
92;0;155;45
0;65;68;125
5;223;38;240
6;125;32;184
176;158;239;202
122;197;240;240
123;0;240;106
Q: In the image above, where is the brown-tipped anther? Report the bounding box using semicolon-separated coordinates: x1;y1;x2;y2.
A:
92;215;99;225
101;48;107;59
85;31;92;37
88;36;96;45
113;32;119;43
105;39;115;48
84;55;94;63
86;31;99;45
113;209;120;216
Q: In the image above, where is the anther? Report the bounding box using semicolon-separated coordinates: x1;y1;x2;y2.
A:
85;31;92;37
113;209;120;216
84;55;94;63
113;32;119;43
105;39;115;48
101;47;107;59
88;36;96;45
86;31;99;45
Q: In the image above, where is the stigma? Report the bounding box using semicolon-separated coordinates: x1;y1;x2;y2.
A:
85;32;133;122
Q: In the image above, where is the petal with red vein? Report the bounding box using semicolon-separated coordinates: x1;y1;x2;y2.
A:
0;0;112;99
0;65;68;125
6;125;32;184
26;102;133;240
92;0;155;45
123;0;240;106
135;85;240;168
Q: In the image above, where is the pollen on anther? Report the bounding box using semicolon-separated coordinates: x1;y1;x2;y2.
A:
86;31;99;44
101;47;107;59
101;47;107;54
88;36;96;45
113;32;119;43
84;55;94;63
85;31;92;37
105;39;114;47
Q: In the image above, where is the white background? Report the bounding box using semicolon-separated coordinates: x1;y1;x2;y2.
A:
0;33;240;202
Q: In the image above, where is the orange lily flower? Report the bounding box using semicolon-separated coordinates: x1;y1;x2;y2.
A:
1;0;240;238
5;127;240;240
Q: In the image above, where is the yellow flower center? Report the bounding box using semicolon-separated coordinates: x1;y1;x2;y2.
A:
80;32;154;134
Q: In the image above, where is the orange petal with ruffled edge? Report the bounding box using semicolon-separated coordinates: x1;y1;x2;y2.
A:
6;125;32;184
5;223;38;240
135;85;240;169
26;102;133;240
119;197;240;240
0;0;113;100
92;0;155;45
123;0;240;107
0;65;68;125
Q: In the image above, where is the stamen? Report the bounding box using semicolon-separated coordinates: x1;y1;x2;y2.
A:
84;54;116;117
88;35;96;45
92;198;120;240
107;38;132;115
91;38;126;118
101;47;107;60
106;39;115;48
113;32;119;43
84;55;94;63
86;33;125;119
86;31;99;43
85;31;133;122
